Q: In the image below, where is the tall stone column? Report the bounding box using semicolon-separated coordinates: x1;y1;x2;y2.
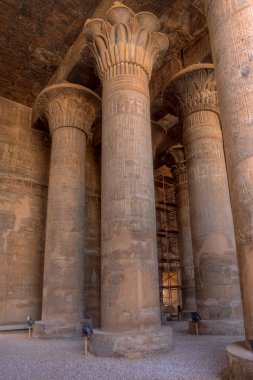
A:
163;64;243;335
83;2;173;357
206;1;253;375
167;148;196;315
32;83;100;337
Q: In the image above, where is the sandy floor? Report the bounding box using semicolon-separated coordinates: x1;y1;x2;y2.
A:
0;322;244;380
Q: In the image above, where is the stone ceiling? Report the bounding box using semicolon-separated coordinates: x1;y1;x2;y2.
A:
0;0;206;107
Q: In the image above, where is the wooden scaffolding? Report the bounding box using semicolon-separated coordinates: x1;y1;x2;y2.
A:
155;167;181;318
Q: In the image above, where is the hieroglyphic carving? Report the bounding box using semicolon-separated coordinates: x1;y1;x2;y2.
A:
0;176;47;193
206;0;253;168
206;0;253;340
32;83;101;337
0;97;50;324
102;89;153;223
163;64;242;328
206;0;251;15
82;2;170;344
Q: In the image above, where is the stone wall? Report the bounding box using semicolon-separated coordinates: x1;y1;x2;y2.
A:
0;96;50;324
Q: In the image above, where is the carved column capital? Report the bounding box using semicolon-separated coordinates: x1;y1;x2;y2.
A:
33;83;101;136
163;64;219;120
172;161;189;199
172;161;187;184
163;146;188;191
82;1;168;83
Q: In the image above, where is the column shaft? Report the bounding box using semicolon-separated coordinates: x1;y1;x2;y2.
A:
101;76;160;331
163;64;243;334
42;127;86;327
184;110;242;323
173;163;196;312
206;0;253;342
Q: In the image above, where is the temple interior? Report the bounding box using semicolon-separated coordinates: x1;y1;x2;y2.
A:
1;1;253;378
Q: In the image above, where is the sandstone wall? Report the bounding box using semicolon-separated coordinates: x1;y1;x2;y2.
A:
0;96;50;324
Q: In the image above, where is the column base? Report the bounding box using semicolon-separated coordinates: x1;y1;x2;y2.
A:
188;319;244;335
33;320;83;338
89;326;173;358
226;341;253;380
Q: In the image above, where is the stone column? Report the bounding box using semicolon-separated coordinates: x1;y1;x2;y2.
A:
167;148;196;316
32;83;100;337
206;0;253;374
163;64;243;335
83;2;172;357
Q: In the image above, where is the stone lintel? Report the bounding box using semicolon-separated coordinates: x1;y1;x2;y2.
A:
162;63;219;119
32;83;101;136
89;326;173;358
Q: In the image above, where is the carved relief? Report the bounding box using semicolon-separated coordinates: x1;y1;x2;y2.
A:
83;1;168;82
163;63;242;327
206;0;253;340
163;63;218;120
172;162;187;185
231;158;253;244
81;3;169;340
33;83;101;136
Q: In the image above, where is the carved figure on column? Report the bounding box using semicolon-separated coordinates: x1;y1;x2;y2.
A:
32;83;101;338
83;2;172;357
163;64;243;335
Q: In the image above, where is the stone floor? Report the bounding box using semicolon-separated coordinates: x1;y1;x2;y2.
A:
0;322;244;380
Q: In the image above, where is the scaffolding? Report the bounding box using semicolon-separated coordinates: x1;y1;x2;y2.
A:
155;167;181;318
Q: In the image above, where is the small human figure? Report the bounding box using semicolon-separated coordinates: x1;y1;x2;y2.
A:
177;305;183;321
82;315;93;355
26;316;34;338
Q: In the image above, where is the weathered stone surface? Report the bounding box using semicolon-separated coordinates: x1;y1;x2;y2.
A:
226;341;253;380
83;136;101;327
206;0;253;344
188;320;244;336
33;83;101;337
0;96;50;324
163;64;243;334
33;320;83;339
89;326;173;358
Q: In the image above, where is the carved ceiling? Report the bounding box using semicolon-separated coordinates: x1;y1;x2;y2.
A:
0;0;207;107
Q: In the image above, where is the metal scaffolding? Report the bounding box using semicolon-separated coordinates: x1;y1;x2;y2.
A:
155;167;181;318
